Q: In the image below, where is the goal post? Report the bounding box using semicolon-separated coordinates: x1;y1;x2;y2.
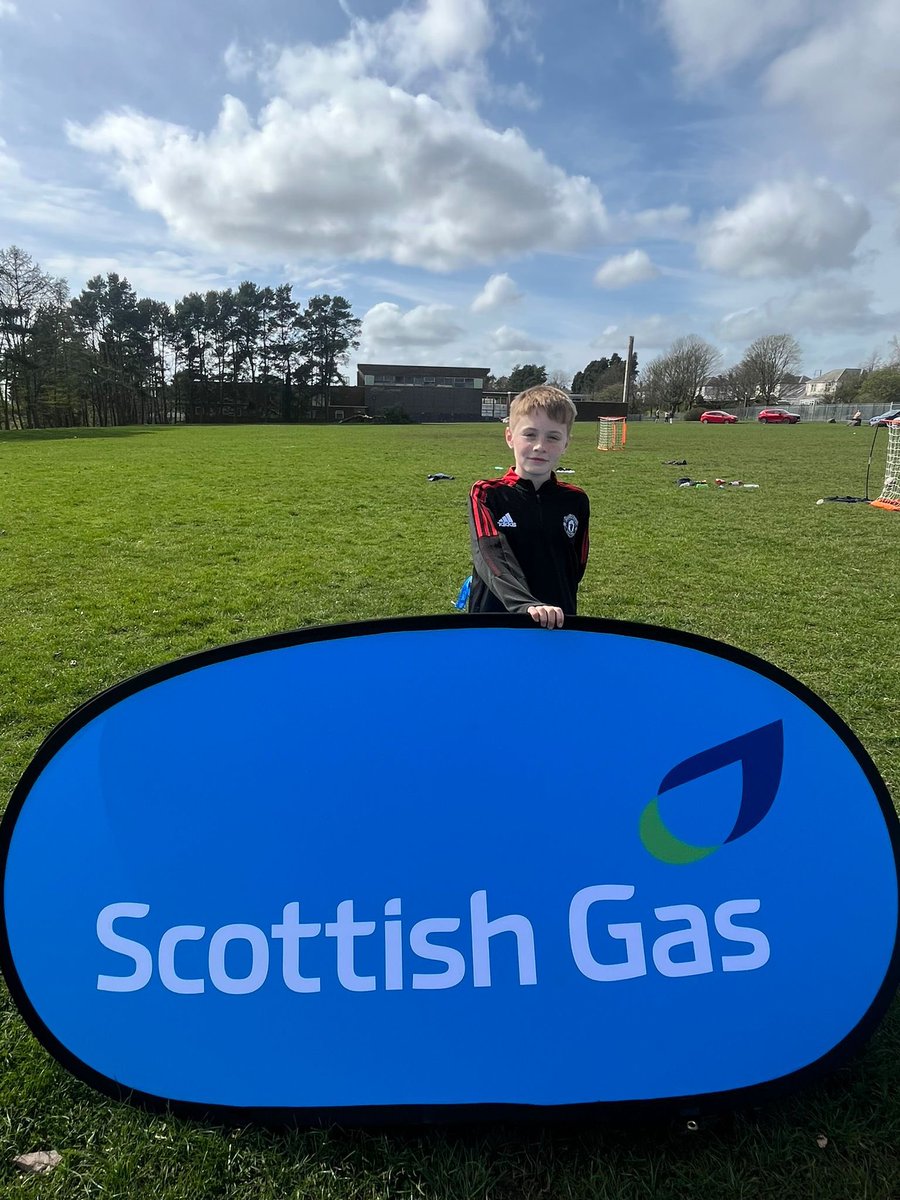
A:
597;416;627;451
872;420;900;511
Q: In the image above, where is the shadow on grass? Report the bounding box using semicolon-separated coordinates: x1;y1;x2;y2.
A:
0;427;164;442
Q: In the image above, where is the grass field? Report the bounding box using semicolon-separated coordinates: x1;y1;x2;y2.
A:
0;419;898;1198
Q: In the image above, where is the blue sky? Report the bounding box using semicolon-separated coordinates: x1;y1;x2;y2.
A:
2;0;899;382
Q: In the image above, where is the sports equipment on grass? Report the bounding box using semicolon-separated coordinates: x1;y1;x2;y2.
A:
871;420;900;511
597;416;626;451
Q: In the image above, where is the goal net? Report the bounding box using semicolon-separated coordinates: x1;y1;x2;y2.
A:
597;416;627;451
872;420;900;511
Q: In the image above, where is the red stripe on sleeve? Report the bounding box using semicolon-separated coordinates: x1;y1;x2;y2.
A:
470;482;499;538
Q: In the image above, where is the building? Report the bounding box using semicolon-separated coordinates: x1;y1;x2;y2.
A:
699;373;811;406
356;364;490;422
804;368;862;398
699;375;729;404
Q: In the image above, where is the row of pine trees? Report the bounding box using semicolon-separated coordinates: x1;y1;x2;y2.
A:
0;246;361;429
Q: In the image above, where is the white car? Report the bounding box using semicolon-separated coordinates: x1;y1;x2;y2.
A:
868;408;900;426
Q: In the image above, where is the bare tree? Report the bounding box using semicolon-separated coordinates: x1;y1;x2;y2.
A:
721;361;757;407
644;335;721;412
547;369;571;390
636;356;665;412
0;245;55;427
739;333;802;401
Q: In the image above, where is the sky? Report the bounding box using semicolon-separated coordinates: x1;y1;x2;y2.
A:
2;0;900;383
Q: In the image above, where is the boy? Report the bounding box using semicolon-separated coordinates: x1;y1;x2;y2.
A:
468;385;589;629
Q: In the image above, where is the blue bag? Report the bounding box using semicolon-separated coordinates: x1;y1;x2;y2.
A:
453;575;472;610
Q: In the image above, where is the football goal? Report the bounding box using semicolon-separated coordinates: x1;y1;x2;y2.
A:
872;420;900;511
597;416;627;451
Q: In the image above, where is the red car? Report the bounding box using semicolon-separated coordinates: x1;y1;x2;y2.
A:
758;408;800;424
700;410;738;424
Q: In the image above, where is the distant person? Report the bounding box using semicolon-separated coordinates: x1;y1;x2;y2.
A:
655;407;661;422
849;410;863;427
666;408;675;424
467;385;589;629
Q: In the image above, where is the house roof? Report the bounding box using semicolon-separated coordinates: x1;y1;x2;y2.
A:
812;368;862;384
357;364;490;377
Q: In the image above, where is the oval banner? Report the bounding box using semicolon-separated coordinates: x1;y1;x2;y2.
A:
1;616;898;1122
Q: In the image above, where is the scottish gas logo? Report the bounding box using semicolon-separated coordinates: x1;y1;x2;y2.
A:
1;617;898;1122
640;721;783;864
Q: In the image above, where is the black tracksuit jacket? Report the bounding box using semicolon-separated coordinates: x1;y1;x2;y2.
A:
467;468;590;614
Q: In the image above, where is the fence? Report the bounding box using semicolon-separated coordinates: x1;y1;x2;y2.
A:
733;401;889;424
606;402;892;423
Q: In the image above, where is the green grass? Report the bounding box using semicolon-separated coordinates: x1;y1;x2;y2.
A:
0;420;899;1198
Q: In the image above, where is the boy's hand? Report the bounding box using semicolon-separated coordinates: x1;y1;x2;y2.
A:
527;604;565;629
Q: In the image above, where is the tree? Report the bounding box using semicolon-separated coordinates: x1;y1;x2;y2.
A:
721;361;757;407
0;245;55;428
24;278;88;427
485;373;511;392
70;273;149;425
644;336;721;412
572;359;608;394
739;333;802;402
571;351;637;398
270;284;303;420
547;369;570;390
296;294;361;413
834;374;865;406
507;363;547;391
135;297;175;424
172;292;209;420
856;366;900;409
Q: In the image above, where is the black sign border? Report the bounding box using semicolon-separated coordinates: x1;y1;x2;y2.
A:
1;613;898;1126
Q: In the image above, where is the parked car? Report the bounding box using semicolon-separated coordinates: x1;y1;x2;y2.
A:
868;408;900;426
757;408;801;424
700;410;738;424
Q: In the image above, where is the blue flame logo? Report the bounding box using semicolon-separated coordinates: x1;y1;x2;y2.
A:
640;721;784;864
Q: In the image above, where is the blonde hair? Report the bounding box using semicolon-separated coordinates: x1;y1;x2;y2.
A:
508;385;577;433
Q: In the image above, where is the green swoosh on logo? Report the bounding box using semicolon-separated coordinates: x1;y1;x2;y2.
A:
639;798;718;865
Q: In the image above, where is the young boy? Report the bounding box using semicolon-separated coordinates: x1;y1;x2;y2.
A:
468;385;590;629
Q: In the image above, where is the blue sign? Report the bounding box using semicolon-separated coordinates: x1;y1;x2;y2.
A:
1;616;898;1122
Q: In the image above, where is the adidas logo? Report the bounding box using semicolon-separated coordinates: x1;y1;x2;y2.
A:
497;512;517;528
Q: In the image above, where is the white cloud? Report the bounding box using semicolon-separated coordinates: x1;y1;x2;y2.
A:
716;283;899;343
471;272;522;312
764;0;900;177
614;204;692;241
490;324;546;352
494;0;543;62
41;250;240;303
223;41;255;82
0;138;122;238
659;1;900;197
698;178;870;278
594;249;660;289
594;315;689;359
301;272;349;291
67;1;612;272
656;0;826;83
361;301;464;349
0;1;18;17
492;81;541;111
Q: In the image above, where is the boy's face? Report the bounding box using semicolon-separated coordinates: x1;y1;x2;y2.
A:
505;409;569;486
